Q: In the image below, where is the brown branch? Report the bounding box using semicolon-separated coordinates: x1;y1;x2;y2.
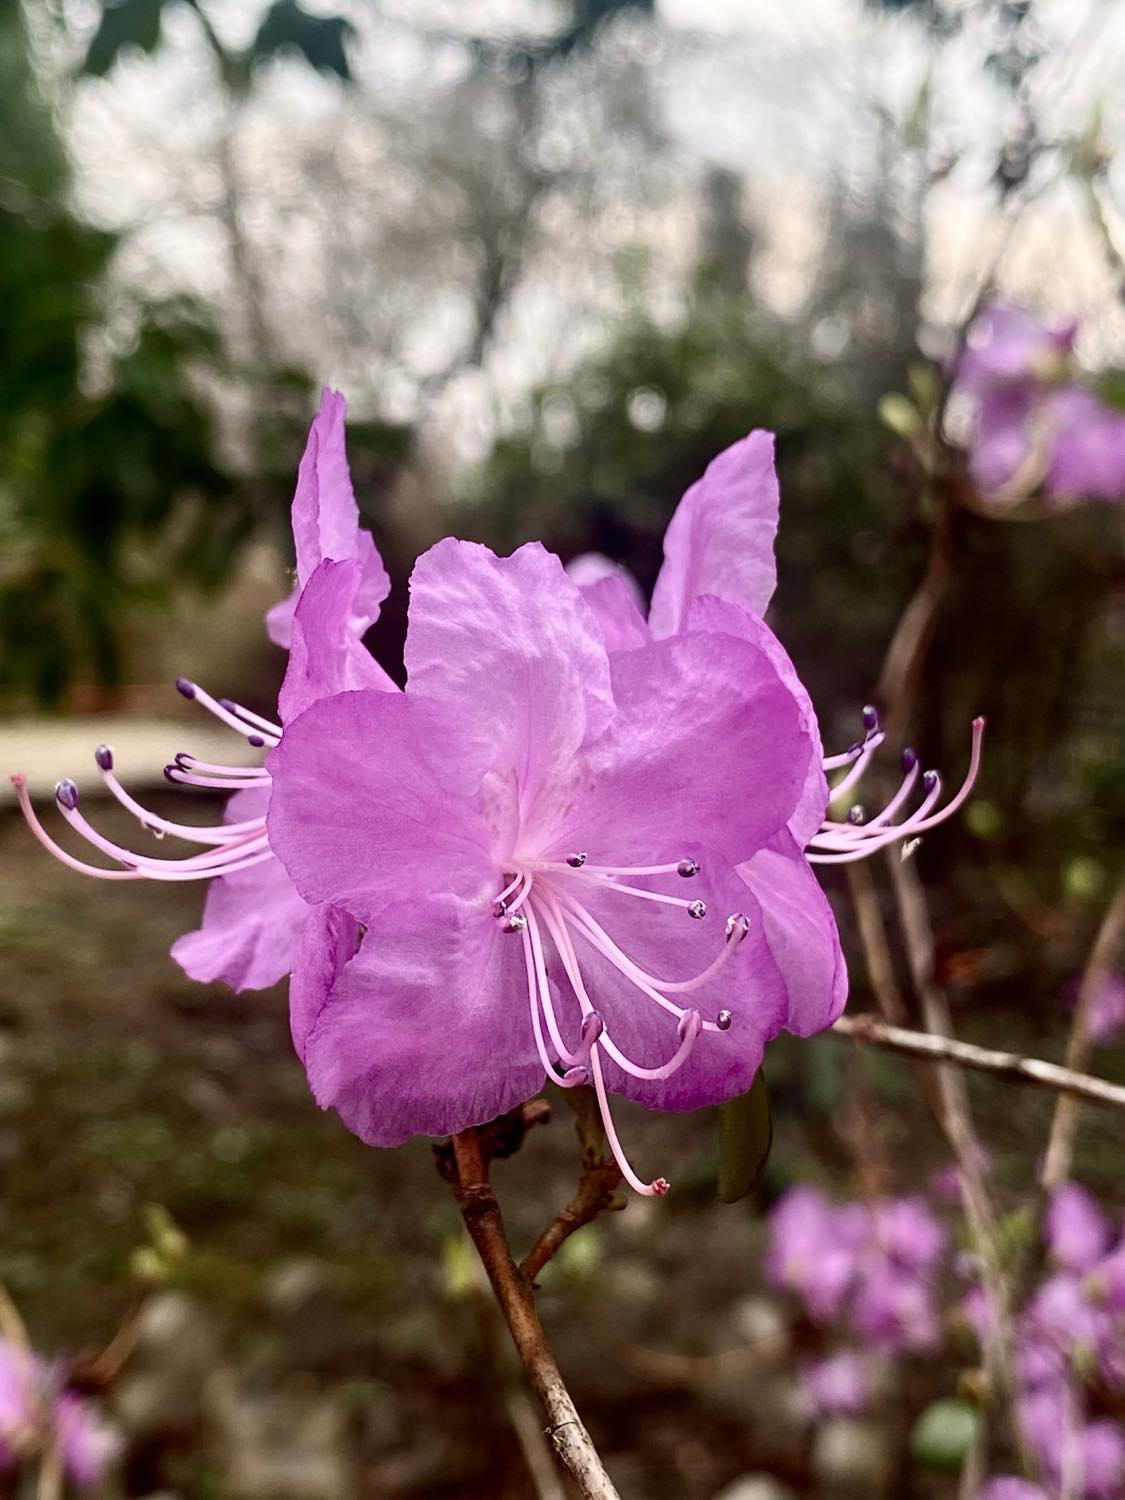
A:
448;1129;621;1500
1040;874;1125;1191
833;1013;1125;1112
521;1160;623;1284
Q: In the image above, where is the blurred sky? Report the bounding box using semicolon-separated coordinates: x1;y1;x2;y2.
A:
48;0;1125;461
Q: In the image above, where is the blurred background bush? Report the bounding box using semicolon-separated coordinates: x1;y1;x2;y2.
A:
0;1;1123;1496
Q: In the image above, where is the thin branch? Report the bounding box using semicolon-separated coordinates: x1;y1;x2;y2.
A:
521;1160;623;1284
1040;874;1125;1191
832;1013;1125;1112
448;1128;621;1500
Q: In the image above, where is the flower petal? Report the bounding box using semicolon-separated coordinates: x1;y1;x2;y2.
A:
171;786;304;992
266;688;495;924
289;901;362;1063
648;430;779;637
566;553;650;652
404;539;614;815
303;894;544;1145
266;388;389;649
551;624;814;868
278;558;397;725
738;830;847;1036
685;593;827;846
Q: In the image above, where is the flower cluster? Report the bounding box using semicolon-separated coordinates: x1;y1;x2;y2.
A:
0;1338;118;1488
765;1185;947;1413
14;391;981;1193
953;302;1125;508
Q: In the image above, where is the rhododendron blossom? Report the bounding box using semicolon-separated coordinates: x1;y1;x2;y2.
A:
0;1339;118;1487
953;302;1125;507
14;396;982;1193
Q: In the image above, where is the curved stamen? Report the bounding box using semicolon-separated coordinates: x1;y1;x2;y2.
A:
520;924;587;1087
173;754;270;779
216;698;282;741
525;858;699;879
588;1045;670;1198
176;678;274;744
96;756;266;845
525;904;590;1067
558;890;744;1010
564;870;707;914
819;752;920;836
165;767;268;791
12;776;141;881
827;732;886;805
55;795;271;876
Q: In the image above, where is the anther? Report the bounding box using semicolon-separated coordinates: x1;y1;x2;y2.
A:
862;704;879;734
175;677;196;699
687;899;707;920
163;764;180;783
55;779;80;811
248;734;266;748
725;913;749;940
651;1178;670;1197
492;898;509;918
580;1012;605;1046
677;858;700;878
716;1009;733;1031
94;745;114;772
566;852;587;868
922;769;939;791
901;747;918;772
847;804;865;825
502;913;528;933
218;698;235;712
562;1065;591;1086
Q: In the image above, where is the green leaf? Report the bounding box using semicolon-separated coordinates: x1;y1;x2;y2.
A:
717;1070;771;1203
910;1398;982;1471
250;0;355;81
81;0;170;77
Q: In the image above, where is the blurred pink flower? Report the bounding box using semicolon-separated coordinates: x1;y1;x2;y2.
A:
0;1339;117;1488
954;302;1125;507
1067;971;1125;1047
1046;1184;1112;1274
802;1350;879;1416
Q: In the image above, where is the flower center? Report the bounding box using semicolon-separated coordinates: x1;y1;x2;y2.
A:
489;850;748;1196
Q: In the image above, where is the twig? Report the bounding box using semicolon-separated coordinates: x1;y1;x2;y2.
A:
832;1013;1125;1112
521;1160;623;1284
448;1128;621;1500
1040;874;1125;1191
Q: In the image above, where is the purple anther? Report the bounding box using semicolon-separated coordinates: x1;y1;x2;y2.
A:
716;1009;733;1031
725;913;749;940
174;753;193;770
566;852;587;868
163;764;180;784
218;698;235;712
175;677;196;699
94;745;114;772
502;913;527;934
677;858;700;878
901;746;918;772
492;898;509;919
580;1011;604;1046
677;1009;702;1042
862;704;879;733
55;779;79;810
651;1177;671;1197
687;899;707;920
922;769;939;791
847;805;865;825
248;734;266;748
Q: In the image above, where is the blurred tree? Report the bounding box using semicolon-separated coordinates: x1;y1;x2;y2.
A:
0;1;239;705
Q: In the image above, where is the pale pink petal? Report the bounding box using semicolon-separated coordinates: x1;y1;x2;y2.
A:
278;558;397;725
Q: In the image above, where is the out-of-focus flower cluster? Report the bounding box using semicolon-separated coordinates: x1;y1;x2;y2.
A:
764;1185;947;1414
1069;972;1125;1048
765;1179;1125;1498
0;1337;118;1488
952;303;1125;509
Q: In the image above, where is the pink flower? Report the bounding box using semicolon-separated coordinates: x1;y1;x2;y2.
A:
802;1350;879;1416
15;417;982;1191
954;302;1125;507
1046;1184;1112;1274
765;1187;866;1322
0;1339;117;1488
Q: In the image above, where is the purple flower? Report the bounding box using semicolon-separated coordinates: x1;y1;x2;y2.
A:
765;1187;866;1322
1046;1184;1112;1274
869;1195;946;1272
15;420;982;1189
802;1350;879;1416
954;302;1125;507
851;1260;941;1352
977;1481;1051;1500
0;1339;117;1487
1068;972;1125;1046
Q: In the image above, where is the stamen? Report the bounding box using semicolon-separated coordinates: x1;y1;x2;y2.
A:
716;1009;733;1030
97;760;266;845
12;776;140;881
565;870;708;913
520;924;587;1088
687;899;707;920
175;678;276;743
54;796;271;879
216;698;282;739
173;754;270;778
566;852;587;868
677;859;699;878
588;1046;670;1197
165;767;269;791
